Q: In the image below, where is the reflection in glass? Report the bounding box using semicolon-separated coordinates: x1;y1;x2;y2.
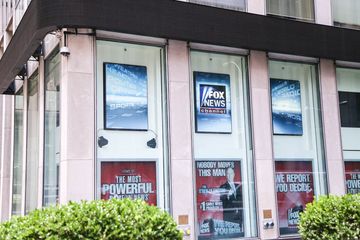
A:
332;0;360;28
12;88;24;215
25;72;39;214
339;91;360;127
337;67;360;194
189;0;246;11
43;52;60;206
270;60;327;236
267;0;314;21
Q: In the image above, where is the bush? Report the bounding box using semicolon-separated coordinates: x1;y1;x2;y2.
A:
0;198;182;240
299;194;360;240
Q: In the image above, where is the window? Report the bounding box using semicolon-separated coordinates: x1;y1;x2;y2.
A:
267;0;315;22
269;60;327;236
191;51;257;239
332;0;360;28
11;88;24;215
189;0;246;11
96;41;169;209
15;0;26;29
43;51;60;206
25;72;39;214
337;67;360;194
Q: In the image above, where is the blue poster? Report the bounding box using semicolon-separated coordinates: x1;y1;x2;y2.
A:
104;63;148;130
271;79;303;135
194;72;231;133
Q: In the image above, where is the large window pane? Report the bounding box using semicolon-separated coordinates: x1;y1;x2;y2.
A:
43;51;60;206
11;88;24;215
332;0;360;28
25;72;39;214
191;51;257;239
96;41;169;209
15;0;27;29
269;60;326;236
267;0;314;21
189;0;246;11
337;67;360;194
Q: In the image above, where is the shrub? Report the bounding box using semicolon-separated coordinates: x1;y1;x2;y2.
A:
0;198;182;240
299;194;360;240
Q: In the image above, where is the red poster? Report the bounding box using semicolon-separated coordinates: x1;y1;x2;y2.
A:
101;161;157;205
275;161;314;235
196;160;243;239
345;161;360;194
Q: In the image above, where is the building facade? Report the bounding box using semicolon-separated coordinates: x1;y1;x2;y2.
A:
0;0;359;239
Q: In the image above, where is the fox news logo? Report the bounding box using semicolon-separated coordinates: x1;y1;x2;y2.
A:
200;84;226;114
287;205;303;226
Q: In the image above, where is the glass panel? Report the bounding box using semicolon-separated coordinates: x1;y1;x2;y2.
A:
339;91;360;127
25;72;39;214
269;60;326;236
267;0;315;21
191;51;257;239
1;0;13;32
43;51;60;206
337;67;360;194
11;88;24;215
14;0;32;29
15;0;24;29
96;41;169;210
332;0;360;28
189;0;246;11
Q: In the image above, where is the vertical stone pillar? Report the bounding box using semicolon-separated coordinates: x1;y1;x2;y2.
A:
315;0;332;25
319;59;345;195
168;40;195;239
59;30;95;203
247;0;266;15
37;57;45;207
249;50;279;239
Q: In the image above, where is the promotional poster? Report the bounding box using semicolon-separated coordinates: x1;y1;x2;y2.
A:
275;161;314;235
104;63;148;130
345;161;360;194
195;160;244;239
271;79;303;135
101;161;157;205
194;72;232;133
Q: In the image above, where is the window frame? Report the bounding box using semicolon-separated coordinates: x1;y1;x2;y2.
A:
269;59;328;237
190;48;258;239
266;0;316;22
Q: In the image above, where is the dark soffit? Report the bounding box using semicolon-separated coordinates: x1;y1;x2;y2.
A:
1;0;360;93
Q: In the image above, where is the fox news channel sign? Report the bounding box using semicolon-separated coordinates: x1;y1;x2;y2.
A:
200;85;227;114
194;72;232;133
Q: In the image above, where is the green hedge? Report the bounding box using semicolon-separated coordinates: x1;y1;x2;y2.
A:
299;194;360;240
0;198;182;240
